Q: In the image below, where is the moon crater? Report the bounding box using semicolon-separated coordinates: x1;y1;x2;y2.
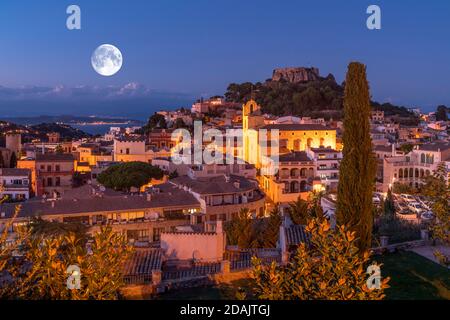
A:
91;44;123;76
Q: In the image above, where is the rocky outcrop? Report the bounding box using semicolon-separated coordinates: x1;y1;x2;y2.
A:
271;67;320;83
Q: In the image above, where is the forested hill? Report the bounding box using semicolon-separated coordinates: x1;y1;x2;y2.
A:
0;121;91;144
224;71;419;124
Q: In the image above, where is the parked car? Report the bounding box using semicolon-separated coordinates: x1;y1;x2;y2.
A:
420;211;435;221
416;197;431;210
401;194;416;202
372;195;381;205
407;202;424;214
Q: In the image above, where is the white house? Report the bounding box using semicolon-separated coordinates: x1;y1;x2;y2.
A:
0;168;31;200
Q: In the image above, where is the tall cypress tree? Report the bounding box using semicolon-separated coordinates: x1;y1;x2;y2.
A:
336;62;376;252
9;152;17;168
0;152;4;168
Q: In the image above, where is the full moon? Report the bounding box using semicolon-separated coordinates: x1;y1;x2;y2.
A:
91;44;123;76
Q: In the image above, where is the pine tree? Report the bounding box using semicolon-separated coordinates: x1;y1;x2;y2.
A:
336;62;376;252
383;189;395;218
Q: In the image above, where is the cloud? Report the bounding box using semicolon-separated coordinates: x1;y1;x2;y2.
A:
0;83;197;117
0;82;195;101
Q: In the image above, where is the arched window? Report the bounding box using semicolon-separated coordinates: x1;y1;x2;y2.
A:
319;138;325;147
399;169;403;179
300;168;306;177
409;168;413;178
425;170;430;176
290;168;299;178
404;168;408;178
421;154;425;163
307;138;313;148
415;168;419;178
290;181;299;193
420;169;424;178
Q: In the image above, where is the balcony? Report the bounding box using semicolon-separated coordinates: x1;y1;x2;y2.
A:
317;167;338;171
38;170;74;176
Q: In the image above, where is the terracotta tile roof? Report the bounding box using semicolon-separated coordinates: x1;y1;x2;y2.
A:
0;183;199;219
285;224;310;246
0;168;31;176
170;175;257;195
123;248;163;276
36;153;74;162
418;141;450;152
279;151;312;162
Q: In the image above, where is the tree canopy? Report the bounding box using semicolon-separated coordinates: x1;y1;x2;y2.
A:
1;221;132;299
9;152;17;168
250;218;390;300
421;163;450;266
224;208;281;248
336;62;376;252
97;162;164;191
142;113;167;133
224;74;419;123
435;105;449;121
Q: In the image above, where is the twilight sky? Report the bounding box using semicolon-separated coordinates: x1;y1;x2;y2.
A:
0;0;449;117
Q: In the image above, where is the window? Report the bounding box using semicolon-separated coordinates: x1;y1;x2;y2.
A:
55;165;60;172
126;148;130;155
47;165;52;172
47;177;53;187
127;229;149;242
153;227;165;242
55;177;61;186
